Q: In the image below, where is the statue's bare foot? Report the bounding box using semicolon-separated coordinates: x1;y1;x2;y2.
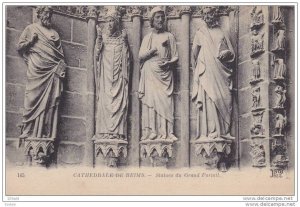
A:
160;134;167;139
148;133;157;140
208;132;218;139
141;134;149;140
168;133;178;141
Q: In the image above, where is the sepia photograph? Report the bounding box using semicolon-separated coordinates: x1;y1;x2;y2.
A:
2;1;298;206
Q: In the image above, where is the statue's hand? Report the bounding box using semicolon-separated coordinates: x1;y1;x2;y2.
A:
218;50;233;62
158;60;170;69
30;33;38;45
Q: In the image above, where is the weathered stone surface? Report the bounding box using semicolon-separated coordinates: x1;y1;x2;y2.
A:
6;139;27;166
64;67;87;94
238;87;252;115
6;6;33;31
6;56;27;85
57;143;85;165
52;13;72;41
189;117;198;139
238;34;251;63
60;92;86;117
6;83;25;112
239;140;252;167
238;114;252;141
72;18;88;45
190;18;203;43
173;68;181;93
168;19;182;42
174;93;181;117
174;118;181;139
238;9;251;37
6;112;22;138
62;41;87;68
6;29;21;57
57;117;86;142
237;60;252;89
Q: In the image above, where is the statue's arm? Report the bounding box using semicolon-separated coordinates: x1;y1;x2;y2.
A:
191;33;201;69
138;36;157;63
16;27;37;54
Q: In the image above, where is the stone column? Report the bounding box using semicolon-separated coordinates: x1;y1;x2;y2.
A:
179;6;191;167
84;6;97;167
128;7;143;166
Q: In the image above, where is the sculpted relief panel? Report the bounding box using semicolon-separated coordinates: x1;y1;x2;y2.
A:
6;5;293;171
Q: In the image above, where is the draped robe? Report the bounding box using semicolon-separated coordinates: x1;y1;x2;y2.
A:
95;33;130;138
138;32;178;138
17;23;65;139
191;25;235;139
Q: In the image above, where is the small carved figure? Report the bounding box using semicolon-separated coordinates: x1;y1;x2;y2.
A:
273;59;286;79
273;30;286;51
250;144;266;167
17;6;66;140
191;6;235;140
250;6;264;29
252;59;261;80
252;87;261;108
274;85;286;108
275;114;287;135
272;6;284;24
94;8;131;140
138;7;179;141
251;30;264;56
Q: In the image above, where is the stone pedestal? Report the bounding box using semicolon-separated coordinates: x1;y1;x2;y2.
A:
93;136;128;167
191;138;232;171
140;139;176;167
23;138;55;167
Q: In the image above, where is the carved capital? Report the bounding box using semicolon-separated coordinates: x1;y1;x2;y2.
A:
179;6;191;16
86;6;98;20
127;6;144;18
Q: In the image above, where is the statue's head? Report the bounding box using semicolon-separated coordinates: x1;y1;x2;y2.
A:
149;6;165;32
202;6;219;28
105;8;121;36
36;6;53;28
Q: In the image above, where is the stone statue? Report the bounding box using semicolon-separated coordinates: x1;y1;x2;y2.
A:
17;6;66;140
191;6;235;140
94;8;130;140
138;6;179;141
252;59;261;81
272;6;284;24
250;6;264;29
273;58;286;79
251;87;260;108
273;30;286;51
251;29;264;56
275;114;287;135
275;85;286;108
